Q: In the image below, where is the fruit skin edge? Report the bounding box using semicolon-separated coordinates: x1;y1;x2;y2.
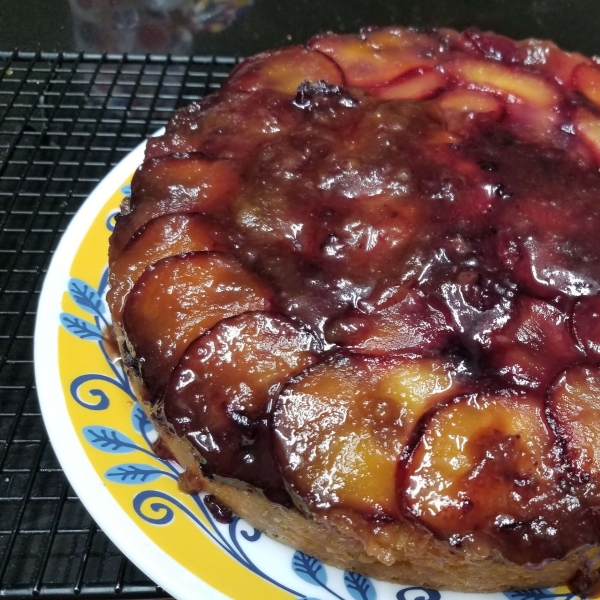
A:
53;166;587;600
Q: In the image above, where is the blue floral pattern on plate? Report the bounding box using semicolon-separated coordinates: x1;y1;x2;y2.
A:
503;591;580;600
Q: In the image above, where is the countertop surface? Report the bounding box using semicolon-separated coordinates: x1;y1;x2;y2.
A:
2;0;600;58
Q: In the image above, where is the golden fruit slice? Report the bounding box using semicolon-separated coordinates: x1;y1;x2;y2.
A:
521;38;587;85
445;58;559;108
109;155;238;259
273;355;463;518
575;108;600;163
435;88;504;117
107;214;221;326
363;27;440;53
548;365;600;483
573;295;600;357
489;297;583;390
123;252;273;395
371;69;446;101
226;46;344;95
145;90;302;162
309;32;434;88
164;311;317;488
504;102;560;146
234;174;321;255
401;392;566;562
325;286;453;355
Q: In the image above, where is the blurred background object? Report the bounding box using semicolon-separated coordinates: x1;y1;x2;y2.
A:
65;0;253;111
68;0;253;55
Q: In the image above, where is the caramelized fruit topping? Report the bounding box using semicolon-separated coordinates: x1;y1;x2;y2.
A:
274;355;464;518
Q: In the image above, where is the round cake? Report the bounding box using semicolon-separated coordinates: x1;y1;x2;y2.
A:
107;27;600;595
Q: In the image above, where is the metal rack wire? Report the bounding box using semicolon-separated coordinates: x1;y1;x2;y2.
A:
0;50;237;598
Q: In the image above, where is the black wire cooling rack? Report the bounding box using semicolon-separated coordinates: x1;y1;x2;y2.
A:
0;50;237;598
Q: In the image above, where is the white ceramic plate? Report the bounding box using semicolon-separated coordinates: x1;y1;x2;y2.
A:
34;138;577;600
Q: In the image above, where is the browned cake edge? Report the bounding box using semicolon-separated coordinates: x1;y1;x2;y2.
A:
111;323;597;594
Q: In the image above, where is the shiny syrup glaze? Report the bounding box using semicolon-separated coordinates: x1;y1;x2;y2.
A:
109;27;600;568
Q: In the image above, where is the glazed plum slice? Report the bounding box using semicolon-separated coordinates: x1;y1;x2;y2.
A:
540;42;589;85
314;100;439;204
309;29;437;88
164;311;317;490
233;134;332;257
496;234;577;300
573;295;600;357
488;297;583;390
442;28;588;87
145;90;303;162
371;69;447;101
316;195;422;277
325;285;453;355
574;63;600;109
503;102;562;147
123;252;273;395
400;392;570;563
575;108;600;164
494;156;600;299
435;88;504;118
444;58;560;108
107;213;222;326
434;88;504;135
548;365;600;484
109;155;238;259
128;154;238;215
273;355;464;518
225;46;344;95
